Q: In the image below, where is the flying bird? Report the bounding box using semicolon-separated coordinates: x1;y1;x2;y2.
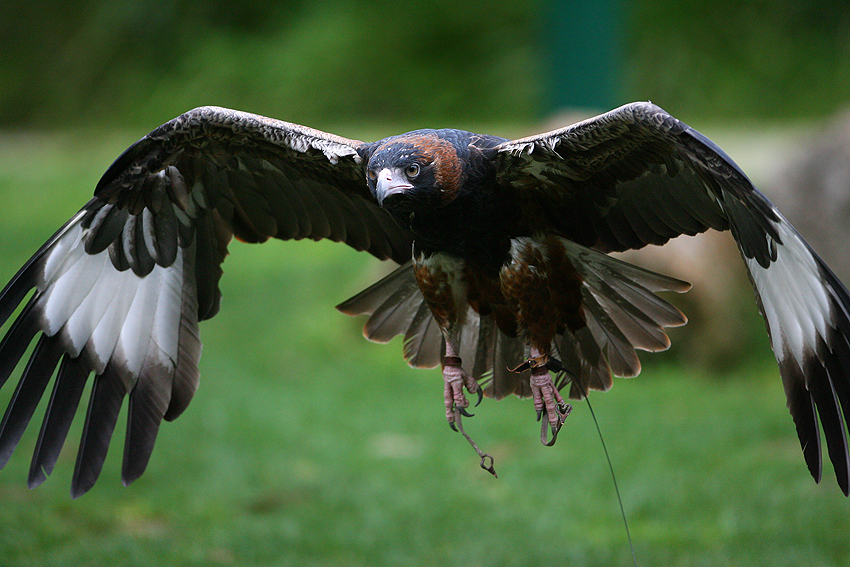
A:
1;102;850;498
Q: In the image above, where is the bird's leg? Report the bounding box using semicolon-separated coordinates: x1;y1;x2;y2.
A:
410;253;481;428
442;336;482;430
512;346;572;445
442;332;495;475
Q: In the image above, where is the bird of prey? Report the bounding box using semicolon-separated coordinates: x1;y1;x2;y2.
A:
1;102;849;498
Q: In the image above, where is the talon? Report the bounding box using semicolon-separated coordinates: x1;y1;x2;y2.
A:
449;421;458;432
543;403;572;446
528;355;570;446
443;356;479;426
475;388;484;407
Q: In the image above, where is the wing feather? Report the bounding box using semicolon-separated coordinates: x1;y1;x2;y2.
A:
0;336;63;468
28;355;90;489
72;364;126;499
495;102;850;493
0;106;414;495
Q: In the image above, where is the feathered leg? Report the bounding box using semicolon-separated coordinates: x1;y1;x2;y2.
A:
502;236;582;443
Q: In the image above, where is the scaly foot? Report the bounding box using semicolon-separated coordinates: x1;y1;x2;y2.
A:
443;356;482;430
511;355;572;445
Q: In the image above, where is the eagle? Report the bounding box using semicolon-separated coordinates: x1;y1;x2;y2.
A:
1;102;849;498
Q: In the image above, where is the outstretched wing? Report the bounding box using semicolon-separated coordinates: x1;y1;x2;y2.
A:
0;106;412;497
494;101;850;494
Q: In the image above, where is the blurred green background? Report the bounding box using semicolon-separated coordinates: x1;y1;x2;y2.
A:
1;1;850;565
3;0;849;129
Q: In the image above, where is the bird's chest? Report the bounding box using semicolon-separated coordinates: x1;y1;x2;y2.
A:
412;248;516;336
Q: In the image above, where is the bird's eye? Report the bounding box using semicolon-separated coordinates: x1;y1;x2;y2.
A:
367;169;378;181
405;163;421;178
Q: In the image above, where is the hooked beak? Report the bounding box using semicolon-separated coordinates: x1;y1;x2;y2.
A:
375;168;413;207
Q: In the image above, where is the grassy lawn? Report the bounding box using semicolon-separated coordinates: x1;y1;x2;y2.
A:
0;130;848;566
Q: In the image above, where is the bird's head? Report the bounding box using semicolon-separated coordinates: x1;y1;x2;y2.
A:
365;131;466;212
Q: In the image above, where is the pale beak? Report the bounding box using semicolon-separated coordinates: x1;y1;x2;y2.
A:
375;168;413;207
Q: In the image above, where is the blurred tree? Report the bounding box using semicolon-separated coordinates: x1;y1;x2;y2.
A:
1;0;849;128
1;0;541;128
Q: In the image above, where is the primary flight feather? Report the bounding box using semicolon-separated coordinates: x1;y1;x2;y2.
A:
1;102;849;498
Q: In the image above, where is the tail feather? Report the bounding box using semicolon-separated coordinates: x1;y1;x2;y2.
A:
553;238;690;397
402;302;442;368
338;242;690;403
337;263;529;395
337;263;446;368
479;322;527;399
336;262;417;317
582;299;642;378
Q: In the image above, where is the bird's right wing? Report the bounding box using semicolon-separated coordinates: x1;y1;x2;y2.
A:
492;102;850;494
0;106;413;497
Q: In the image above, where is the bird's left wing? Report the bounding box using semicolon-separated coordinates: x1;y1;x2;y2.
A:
0;106;412;497
492;102;850;494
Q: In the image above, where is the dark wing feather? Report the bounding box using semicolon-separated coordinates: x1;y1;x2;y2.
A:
28;355;90;489
494;102;735;252
95;106;412;262
494;101;850;494
0;106;412;496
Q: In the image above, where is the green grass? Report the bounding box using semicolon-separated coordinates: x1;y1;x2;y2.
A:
1;131;849;566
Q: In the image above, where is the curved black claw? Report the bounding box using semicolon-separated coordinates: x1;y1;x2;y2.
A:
449;401;477;430
536;409;543;422
475;387;484;407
